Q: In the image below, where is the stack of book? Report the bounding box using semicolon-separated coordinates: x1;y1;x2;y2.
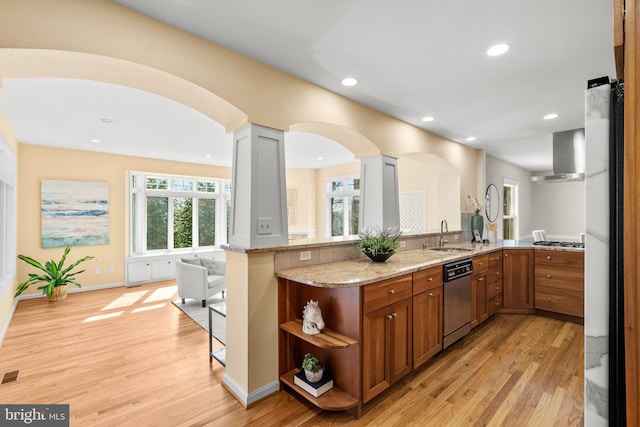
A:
293;371;334;397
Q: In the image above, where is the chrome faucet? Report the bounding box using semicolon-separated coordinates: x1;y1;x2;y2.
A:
440;219;448;246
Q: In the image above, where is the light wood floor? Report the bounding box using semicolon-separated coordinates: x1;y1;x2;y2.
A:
0;281;584;426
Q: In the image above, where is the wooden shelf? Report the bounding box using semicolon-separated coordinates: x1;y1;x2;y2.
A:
279;320;358;349
280;369;359;411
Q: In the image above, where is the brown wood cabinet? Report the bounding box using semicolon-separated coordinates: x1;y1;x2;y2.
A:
362;275;413;403
534;250;584;318
471;254;489;328
502;249;535;313
488;251;504;316
412;266;443;368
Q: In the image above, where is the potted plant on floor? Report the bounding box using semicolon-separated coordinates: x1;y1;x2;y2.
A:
302;353;324;382
359;227;402;262
15;246;95;301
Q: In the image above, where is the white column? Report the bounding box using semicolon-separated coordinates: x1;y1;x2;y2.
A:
229;123;288;248
359;155;400;231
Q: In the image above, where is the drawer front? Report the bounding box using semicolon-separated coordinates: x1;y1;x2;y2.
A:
535;250;584;268
413;266;443;295
363;274;413;313
534;266;584;291
489;266;502;284
489;294;503;316
535;285;584;317
488;279;503;299
472;254;489;274
488;251;503;269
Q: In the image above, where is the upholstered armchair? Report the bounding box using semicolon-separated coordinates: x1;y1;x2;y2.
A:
175;257;226;307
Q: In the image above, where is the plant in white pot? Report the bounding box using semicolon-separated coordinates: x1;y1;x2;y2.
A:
15;246;95;301
302;353;324;382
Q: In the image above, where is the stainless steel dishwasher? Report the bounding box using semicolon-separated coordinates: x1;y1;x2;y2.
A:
442;258;473;349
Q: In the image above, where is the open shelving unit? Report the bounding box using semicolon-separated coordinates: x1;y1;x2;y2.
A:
278;279;362;418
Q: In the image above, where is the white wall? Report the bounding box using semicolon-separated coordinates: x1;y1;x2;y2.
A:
531;172;586;241
485;154;533;240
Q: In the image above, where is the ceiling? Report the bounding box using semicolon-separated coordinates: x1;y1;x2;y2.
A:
0;0;616;171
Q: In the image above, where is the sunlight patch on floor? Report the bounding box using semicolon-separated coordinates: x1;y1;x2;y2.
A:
143;286;177;303
101;290;148;311
83;311;123;322
132;303;166;313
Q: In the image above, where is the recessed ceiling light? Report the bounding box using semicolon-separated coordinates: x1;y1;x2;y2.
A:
341;77;358;87
421;116;434;122
486;43;510;57
205;154;212;159
466;137;477;142
317;156;324;161
100;118;113;123
91;139;101;143
543;113;559;120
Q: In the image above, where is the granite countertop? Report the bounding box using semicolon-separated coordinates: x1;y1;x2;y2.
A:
275;241;583;288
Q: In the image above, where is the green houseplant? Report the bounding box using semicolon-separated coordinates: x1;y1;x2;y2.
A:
359;227;402;262
15;246;95;301
302;353;324;382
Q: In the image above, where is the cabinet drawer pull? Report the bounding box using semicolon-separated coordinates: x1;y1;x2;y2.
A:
389;289;395;295
546;274;551;279
547;297;552;302
428;292;433;296
478;262;484;266
504;254;508;257
547;255;552;260
495;272;500;276
478;277;485;281
493;256;501;260
496;302;501;306
386;314;393;319
495;286;500;290
427;277;433;281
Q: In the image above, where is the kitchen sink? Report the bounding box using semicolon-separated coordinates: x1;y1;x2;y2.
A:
428;246;474;253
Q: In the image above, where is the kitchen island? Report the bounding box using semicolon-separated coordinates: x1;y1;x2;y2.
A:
276;240;584;418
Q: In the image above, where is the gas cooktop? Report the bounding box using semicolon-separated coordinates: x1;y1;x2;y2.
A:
532;241;585;248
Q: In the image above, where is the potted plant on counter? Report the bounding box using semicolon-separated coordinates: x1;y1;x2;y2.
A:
15;246;95;301
359;227;401;262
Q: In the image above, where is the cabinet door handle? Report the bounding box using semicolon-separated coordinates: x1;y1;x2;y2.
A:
386;314;393;319
427;277;433;281
496;302;501;306
389;289;395;295
546;274;551;279
478;277;485;281
428;292;433;296
392;312;397;318
504;254;508;257
495;272;500;276
547;255;552;260
479;262;484;266
547;297;552;302
496;286;500;290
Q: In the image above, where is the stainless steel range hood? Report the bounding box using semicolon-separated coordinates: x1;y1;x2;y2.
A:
531;128;585;183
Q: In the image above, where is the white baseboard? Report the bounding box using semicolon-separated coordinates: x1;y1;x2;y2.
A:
17;282;126;300
222;373;279;406
0;298;19;348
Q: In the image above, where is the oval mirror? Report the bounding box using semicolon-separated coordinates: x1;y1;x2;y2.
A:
485;183;500;223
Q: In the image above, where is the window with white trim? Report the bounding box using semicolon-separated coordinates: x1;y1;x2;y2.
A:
0;136;16;294
129;172;231;255
325;175;360;237
503;179;519;240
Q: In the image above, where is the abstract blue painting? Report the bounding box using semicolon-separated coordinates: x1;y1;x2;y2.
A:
41;180;109;248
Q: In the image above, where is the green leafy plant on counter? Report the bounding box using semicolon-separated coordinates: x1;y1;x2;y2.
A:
359;227;402;256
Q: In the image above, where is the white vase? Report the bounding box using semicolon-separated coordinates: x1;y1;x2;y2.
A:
304;367;323;383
